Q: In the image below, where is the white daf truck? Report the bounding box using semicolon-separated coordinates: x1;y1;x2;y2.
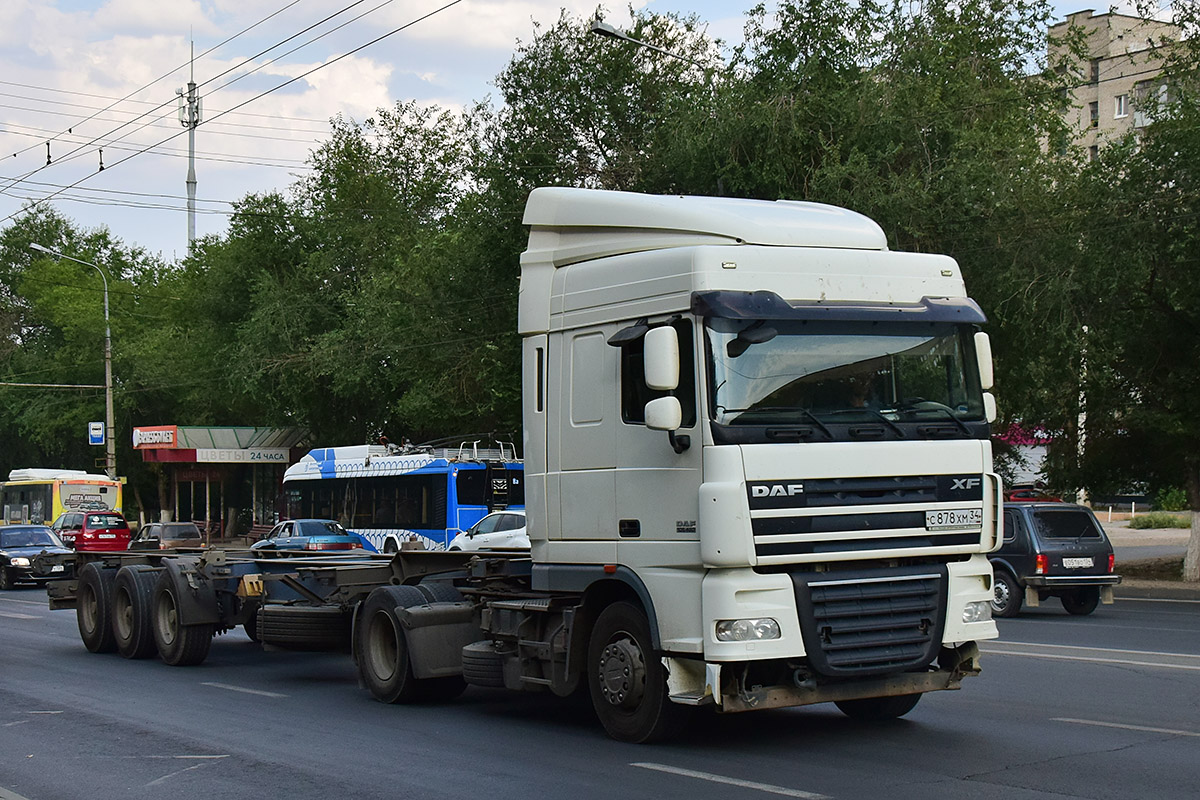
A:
45;187;1001;744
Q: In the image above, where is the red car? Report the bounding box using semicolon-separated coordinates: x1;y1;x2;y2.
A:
50;510;132;551
1004;485;1062;503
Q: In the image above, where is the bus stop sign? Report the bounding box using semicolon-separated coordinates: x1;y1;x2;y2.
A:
88;421;104;446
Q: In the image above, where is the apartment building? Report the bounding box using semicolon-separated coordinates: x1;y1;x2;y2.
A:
1049;9;1181;158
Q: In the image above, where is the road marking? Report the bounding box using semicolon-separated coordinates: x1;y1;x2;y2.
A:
201;682;287;698
632;763;830;799
1054;718;1200;737
27;711;63;714
146;756;229;788
0;786;35;800
981;648;1200;671
993;640;1200;660
1;721;29;728
0;611;38;620
0;597;48;607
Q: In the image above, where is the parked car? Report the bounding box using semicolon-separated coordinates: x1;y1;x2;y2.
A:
49;510;132;551
1004;484;1063;503
989;502;1121;617
448;509;529;551
250;519;362;551
0;525;71;589
128;521;204;551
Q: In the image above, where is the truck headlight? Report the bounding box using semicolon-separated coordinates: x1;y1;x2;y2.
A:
10;557;31;567
962;601;991;624
715;618;781;642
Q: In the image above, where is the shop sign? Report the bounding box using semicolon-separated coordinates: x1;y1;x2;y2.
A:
196;448;290;464
133;425;178;449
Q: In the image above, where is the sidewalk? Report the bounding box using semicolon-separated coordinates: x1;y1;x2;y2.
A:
1100;518;1200;600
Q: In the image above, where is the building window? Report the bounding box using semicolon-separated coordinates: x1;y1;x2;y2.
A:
1089;102;1099;128
1089;58;1101;84
1088;145;1099;162
1115;94;1128;118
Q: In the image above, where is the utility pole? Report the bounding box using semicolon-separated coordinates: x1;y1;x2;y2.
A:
177;39;202;250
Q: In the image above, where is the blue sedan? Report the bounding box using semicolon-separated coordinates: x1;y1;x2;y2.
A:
250;519;365;552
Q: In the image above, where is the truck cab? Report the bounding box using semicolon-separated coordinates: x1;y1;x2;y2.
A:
515;188;1001;737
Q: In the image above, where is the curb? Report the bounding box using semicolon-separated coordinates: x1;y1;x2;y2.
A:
1114;580;1200;601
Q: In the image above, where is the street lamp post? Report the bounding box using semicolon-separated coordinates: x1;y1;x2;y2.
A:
589;18;707;68
29;243;116;479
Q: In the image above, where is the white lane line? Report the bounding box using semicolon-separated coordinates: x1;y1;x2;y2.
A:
1;721;29;728
0;785;36;800
0;611;38;620
146;757;228;788
27;711;63;714
632;762;830;799
981;648;1200;671
0;597;49;607
1054;718;1200;738
201;682;287;698
991;641;1200;660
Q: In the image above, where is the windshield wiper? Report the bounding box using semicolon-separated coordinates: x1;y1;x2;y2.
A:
895;401;971;436
824;407;906;438
717;406;833;438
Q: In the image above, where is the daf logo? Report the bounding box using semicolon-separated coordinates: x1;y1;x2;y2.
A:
951;478;982;491
751;483;805;497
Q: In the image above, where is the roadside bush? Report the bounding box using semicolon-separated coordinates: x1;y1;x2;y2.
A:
1128;511;1191;530
1155;487;1188;512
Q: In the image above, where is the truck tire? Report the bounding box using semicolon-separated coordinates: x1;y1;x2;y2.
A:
151;569;214;666
991;570;1022;618
113;565;159;659
76;562;118;653
587;601;682;743
1061;586;1100;616
242;600;261;643
257;604;352;651
835;693;922;720
461;640;506;688
355;585;467;704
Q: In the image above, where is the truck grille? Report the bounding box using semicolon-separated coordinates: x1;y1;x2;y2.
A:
791;568;947;677
748;474;985;564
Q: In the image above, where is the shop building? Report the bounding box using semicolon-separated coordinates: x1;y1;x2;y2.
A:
132;425;308;537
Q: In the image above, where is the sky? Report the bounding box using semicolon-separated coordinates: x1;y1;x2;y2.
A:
0;1;1158;260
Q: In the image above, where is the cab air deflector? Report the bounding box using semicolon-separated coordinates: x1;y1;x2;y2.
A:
691;291;987;323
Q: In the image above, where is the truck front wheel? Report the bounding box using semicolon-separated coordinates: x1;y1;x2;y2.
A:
587;601;681;743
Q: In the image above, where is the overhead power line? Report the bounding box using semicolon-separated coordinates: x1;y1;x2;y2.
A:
0;0;466;225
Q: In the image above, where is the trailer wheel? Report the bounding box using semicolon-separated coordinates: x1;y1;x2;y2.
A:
835;693;922;720
152;570;213;666
587;601;681;743
113;565;159;659
76;563;118;653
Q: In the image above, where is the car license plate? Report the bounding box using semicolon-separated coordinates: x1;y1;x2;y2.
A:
926;508;983;531
1063;557;1093;568
99;533;116;539
50;565;64;573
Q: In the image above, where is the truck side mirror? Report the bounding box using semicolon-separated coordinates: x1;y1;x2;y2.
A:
983;392;997;424
974;331;993;391
645;396;682;432
644;326;679;391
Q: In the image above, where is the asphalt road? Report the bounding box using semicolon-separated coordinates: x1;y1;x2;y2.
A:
2;589;1198;800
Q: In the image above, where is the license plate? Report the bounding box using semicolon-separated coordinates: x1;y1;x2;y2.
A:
926;508;983;531
1062;557;1093;568
50;565;64;573
99;534;116;539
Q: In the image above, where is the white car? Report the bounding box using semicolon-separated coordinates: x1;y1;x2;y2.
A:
448;510;528;551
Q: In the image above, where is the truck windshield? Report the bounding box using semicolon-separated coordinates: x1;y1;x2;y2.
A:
706;318;984;433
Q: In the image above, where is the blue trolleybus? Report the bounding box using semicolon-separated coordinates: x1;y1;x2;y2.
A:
282;439;522;553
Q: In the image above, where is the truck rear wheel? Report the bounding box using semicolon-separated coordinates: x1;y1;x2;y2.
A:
113;565;159;659
587;601;681;743
835;693;922;720
355;586;467;704
76;563;118;653
151;570;213;666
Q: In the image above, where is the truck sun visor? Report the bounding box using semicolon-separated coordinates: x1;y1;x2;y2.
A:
691;291;987;323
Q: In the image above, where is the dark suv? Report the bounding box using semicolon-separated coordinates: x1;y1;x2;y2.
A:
989;502;1121;617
